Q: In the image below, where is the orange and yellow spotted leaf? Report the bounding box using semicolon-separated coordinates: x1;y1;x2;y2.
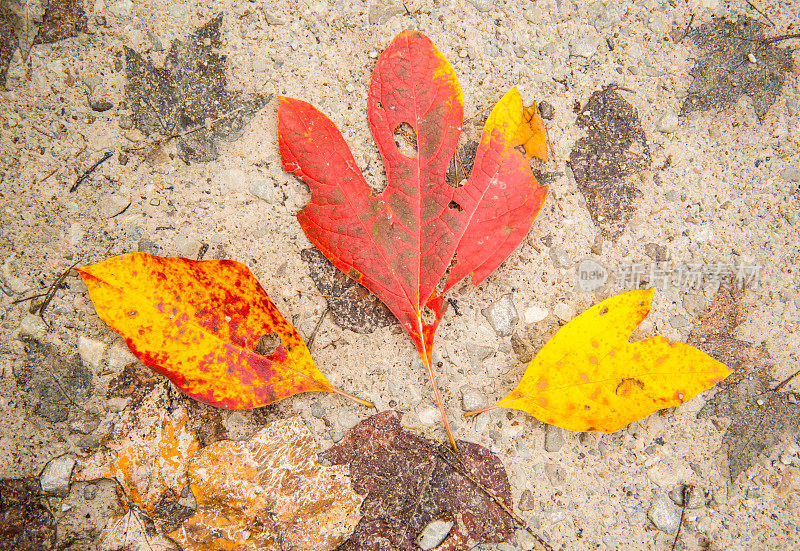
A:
465;289;731;432
77;252;371;409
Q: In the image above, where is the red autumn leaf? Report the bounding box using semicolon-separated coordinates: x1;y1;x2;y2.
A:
279;30;547;447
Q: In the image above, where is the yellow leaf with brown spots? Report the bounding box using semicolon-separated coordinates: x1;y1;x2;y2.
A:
466;289;731;432
77;253;370;409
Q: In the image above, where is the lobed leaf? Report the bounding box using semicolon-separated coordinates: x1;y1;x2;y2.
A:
469;289;731;432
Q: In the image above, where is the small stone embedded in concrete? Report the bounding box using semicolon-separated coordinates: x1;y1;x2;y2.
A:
538;101;555;120
669;314;689;329
553;302;574;322
549;245;572;268
779;168;800;182
107;0;133;17
368;2;405;24
418;405;440;426
648;492;681;533
644;243;669;262
178;484;197;510
461;388;487;411
523;304;549;323
248;179;281;203
544;424;565;452
570;37;600;58
77;335;106;370
482;294;519;337
17;314;48;342
466;0;494;12
657;111;679;133
544;463;566;486
668;485;708;509
68;415;101;435
415;519;454;550
40;454;76;495
518;489;536;511
338;409;361;430
84;483;98;500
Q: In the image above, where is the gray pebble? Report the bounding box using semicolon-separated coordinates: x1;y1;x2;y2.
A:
648;492;681;533
466;0;493;12
179;483;198;509
17;314;48;342
544;463;566;486
779;167;800;183
338;409;361;430
84;483;98;500
669;314;689;329
310;401;327;420
368;2;405;24
656;111;679;133
570;37;600;58
644;243;668;262
553;302;574;322
484;43;500;57
248;179;281;203
549;245;571;268
482;294;519;337
107;0;133;17
518;489;536;511
538;101;555;120
544;424;564;452
415;519;454;550
40;454;76;495
682;293;706;317
252;57;270;73
461;388;487;411
669;485;708;509
68;415;100;435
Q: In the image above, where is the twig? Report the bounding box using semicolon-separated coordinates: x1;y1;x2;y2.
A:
671;484;693;551
196;243;209;261
35;261;80;326
762;33;800;44
436;445;554;551
70;151;113;192
107;200;132;219
773;368;800;392
306;306;330;350
746;0;775;27
36;167;59;184
33;124;54;139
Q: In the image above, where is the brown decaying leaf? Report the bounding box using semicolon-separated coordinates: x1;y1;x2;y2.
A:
569;86;650;241
0;0;86;87
124;14;270;163
170;416;363;551
687;282;771;389
694;283;800;481
321;410;514;551
301;247;397;334
107;362;159;409
98;509;179;551
682;15;794;122
0;478;57;551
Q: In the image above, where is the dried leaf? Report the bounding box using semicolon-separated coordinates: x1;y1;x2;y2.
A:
98;510;179;551
74;391;200;513
321;410;514;551
699;374;800;482
301;247;397;334
279;30;548;446
1;0;46;61
469;290;731;432
0;478;57;551
0;0;86;87
693;283;800;481
687;282;771;389
568;86;650;241
682;15;795;122
125;14;270;162
77;253;369;409
170;416;363;551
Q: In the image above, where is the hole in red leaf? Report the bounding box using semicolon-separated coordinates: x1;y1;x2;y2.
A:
254;333;281;356
447;200;463;211
393;122;418;158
